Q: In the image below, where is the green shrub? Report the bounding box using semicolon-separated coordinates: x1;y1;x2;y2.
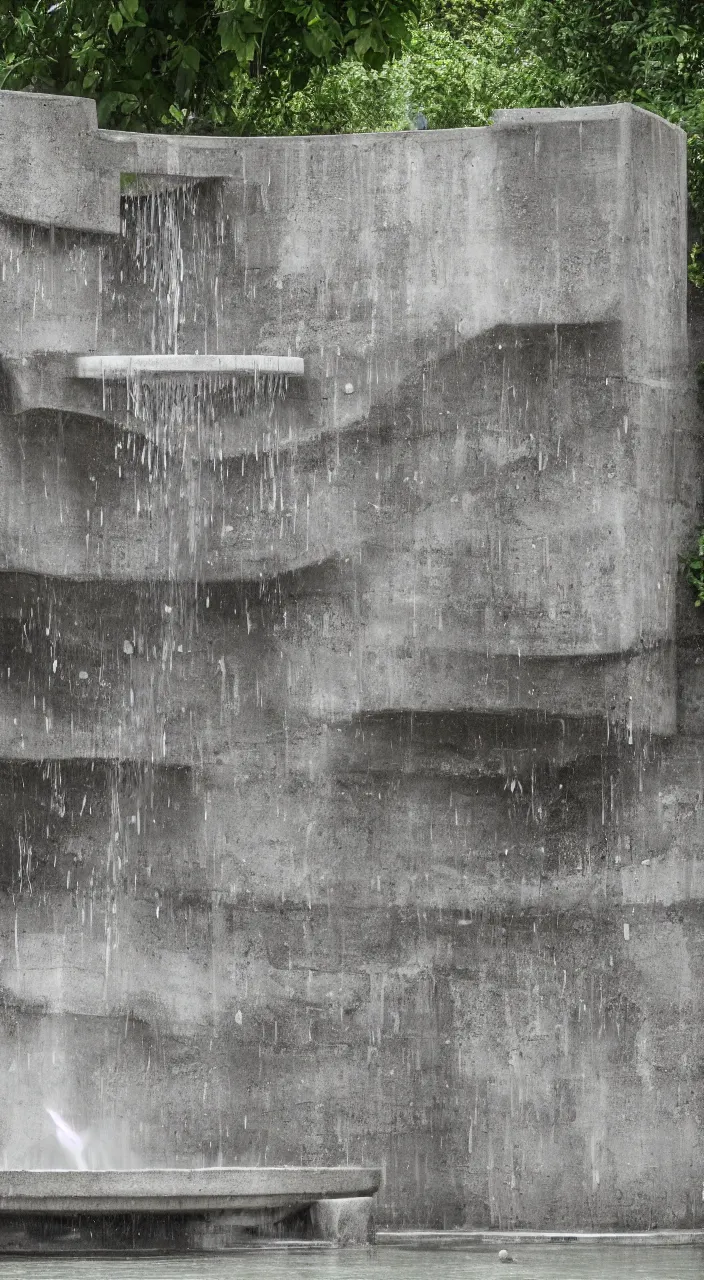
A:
682;529;704;606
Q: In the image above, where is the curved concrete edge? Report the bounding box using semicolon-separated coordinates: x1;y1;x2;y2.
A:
0;90;686;232
377;1229;704;1247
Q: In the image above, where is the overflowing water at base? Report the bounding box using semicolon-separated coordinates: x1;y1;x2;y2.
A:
0;1246;700;1280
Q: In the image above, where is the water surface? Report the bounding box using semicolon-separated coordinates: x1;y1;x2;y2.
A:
0;1244;700;1280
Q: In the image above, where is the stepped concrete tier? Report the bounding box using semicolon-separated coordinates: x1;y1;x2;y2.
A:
0;88;701;1236
0;1168;379;1251
0;91;688;729
0;1165;378;1212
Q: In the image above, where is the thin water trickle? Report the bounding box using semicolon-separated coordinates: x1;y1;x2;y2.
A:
110;184;294;580
124;372;288;464
123;187;189;357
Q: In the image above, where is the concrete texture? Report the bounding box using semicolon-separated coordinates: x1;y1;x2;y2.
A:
0;1167;379;1250
0;90;698;1233
0;98;687;728
0;92;119;232
380;1229;704;1245
0;1167;380;1212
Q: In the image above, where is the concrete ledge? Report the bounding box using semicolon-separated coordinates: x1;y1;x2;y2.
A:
492;103;686;136
0;1167;381;1214
73;354;305;379
378;1230;704;1247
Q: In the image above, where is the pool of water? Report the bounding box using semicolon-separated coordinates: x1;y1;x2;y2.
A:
0;1245;700;1280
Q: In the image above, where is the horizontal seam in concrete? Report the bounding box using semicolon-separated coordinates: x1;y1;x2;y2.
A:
376;1230;704;1245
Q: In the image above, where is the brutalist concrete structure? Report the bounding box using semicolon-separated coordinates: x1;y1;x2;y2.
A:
0;89;701;1230
0;1168;378;1250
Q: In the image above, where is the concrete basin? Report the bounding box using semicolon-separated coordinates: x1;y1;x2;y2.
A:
0;1168;381;1251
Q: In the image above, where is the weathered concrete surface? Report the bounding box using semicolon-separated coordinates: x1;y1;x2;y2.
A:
0;1167;380;1211
0;92;697;1232
0;92;119;233
0;98;687;728
0;572;675;761
0;1167;379;1212
0;726;702;1227
379;1229;704;1246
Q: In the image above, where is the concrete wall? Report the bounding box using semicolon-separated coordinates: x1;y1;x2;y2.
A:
0;89;701;1228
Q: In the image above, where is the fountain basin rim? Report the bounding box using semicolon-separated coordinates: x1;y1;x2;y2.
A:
73;354;305;379
0;1167;380;1214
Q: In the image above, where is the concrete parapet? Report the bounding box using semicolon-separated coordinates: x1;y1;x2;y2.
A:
0;91;119;232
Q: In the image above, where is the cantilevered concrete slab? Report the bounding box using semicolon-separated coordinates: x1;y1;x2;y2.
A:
73;355;305;379
0;1167;380;1252
0;1166;380;1214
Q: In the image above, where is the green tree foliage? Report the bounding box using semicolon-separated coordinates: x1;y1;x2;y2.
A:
277;1;704;233
460;1;704;226
0;1;421;131
682;525;704;605
1;0;703;236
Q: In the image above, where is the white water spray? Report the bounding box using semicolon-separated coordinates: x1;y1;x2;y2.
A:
45;1108;87;1171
